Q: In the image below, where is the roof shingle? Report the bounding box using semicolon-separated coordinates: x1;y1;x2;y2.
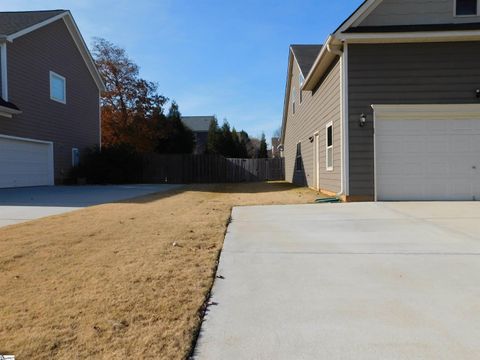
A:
0;10;66;36
290;45;323;77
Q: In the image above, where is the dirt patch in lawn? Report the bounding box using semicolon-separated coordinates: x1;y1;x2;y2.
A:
0;182;320;359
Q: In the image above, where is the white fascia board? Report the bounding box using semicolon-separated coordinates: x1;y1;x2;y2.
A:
338;30;480;43
280;51;294;144
302;36;332;91
335;0;383;34
6;11;105;92
62;12;106;92
6;12;68;42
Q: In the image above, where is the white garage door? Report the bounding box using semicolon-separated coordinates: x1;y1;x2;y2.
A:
373;104;480;201
0;135;54;188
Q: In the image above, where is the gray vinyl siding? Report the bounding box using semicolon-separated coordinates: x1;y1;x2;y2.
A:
0;19;100;183
284;56;342;193
348;41;480;196
360;0;480;26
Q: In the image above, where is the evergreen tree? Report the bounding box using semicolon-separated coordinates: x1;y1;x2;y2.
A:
155;102;195;154
258;132;268;158
231;127;240;157
206;120;252;158
206;118;220;154
221;120;236;157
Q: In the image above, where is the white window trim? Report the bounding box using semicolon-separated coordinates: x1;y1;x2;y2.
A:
295;141;302;172
326;122;333;171
50;71;66;104
454;0;479;17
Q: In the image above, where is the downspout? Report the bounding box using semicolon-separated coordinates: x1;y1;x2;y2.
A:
326;39;346;199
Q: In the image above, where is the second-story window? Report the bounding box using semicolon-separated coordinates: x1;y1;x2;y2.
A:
456;0;478;16
50;71;66;104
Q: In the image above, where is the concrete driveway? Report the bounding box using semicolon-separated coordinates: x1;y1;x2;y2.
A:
0;184;181;228
194;202;480;360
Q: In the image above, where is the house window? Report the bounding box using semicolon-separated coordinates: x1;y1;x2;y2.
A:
72;148;80;167
455;0;478;15
299;73;304;103
50;71;66;103
295;142;302;171
326;123;333;171
292;87;296;114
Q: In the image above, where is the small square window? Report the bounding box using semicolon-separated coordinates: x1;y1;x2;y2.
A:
50;71;66;103
456;0;477;16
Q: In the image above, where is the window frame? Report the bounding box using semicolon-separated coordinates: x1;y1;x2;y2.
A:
295;142;303;172
50;71;66;104
326;122;333;171
454;0;479;17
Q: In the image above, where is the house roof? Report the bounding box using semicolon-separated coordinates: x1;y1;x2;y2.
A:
333;0;369;34
181;116;215;132
0;10;66;36
0;97;20;110
290;45;323;77
0;10;105;92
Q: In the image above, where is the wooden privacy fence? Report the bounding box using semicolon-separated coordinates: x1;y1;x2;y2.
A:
142;154;285;183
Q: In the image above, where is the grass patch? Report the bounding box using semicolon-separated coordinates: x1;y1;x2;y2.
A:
0;182;319;359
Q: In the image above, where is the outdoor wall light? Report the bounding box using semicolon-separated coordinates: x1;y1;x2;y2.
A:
359;113;367;127
476;89;480;98
308;136;314;143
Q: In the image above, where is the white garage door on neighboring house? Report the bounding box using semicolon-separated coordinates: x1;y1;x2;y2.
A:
373;104;480;201
0;135;54;188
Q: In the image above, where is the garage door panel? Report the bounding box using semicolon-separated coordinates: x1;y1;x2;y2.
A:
374;107;480;201
0;136;54;188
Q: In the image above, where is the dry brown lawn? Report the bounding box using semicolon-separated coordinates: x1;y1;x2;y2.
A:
0;182;319;359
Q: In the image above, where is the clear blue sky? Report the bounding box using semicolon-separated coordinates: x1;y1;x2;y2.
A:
2;0;361;140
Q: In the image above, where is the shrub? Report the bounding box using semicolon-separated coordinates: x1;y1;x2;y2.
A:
70;144;143;184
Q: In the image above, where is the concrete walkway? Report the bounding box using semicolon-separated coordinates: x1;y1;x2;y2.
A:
0;184;181;227
194;202;480;360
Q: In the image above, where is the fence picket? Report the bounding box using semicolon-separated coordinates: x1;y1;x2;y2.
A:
142;154;284;183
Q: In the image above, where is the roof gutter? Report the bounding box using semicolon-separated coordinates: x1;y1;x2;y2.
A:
302;35;343;91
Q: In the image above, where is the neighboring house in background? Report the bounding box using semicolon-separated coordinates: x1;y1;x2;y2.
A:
181;115;215;154
271;137;281;158
281;0;480;201
0;10;105;188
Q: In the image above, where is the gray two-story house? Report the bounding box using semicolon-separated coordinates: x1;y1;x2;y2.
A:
0;10;105;188
281;0;480;201
182;115;215;154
